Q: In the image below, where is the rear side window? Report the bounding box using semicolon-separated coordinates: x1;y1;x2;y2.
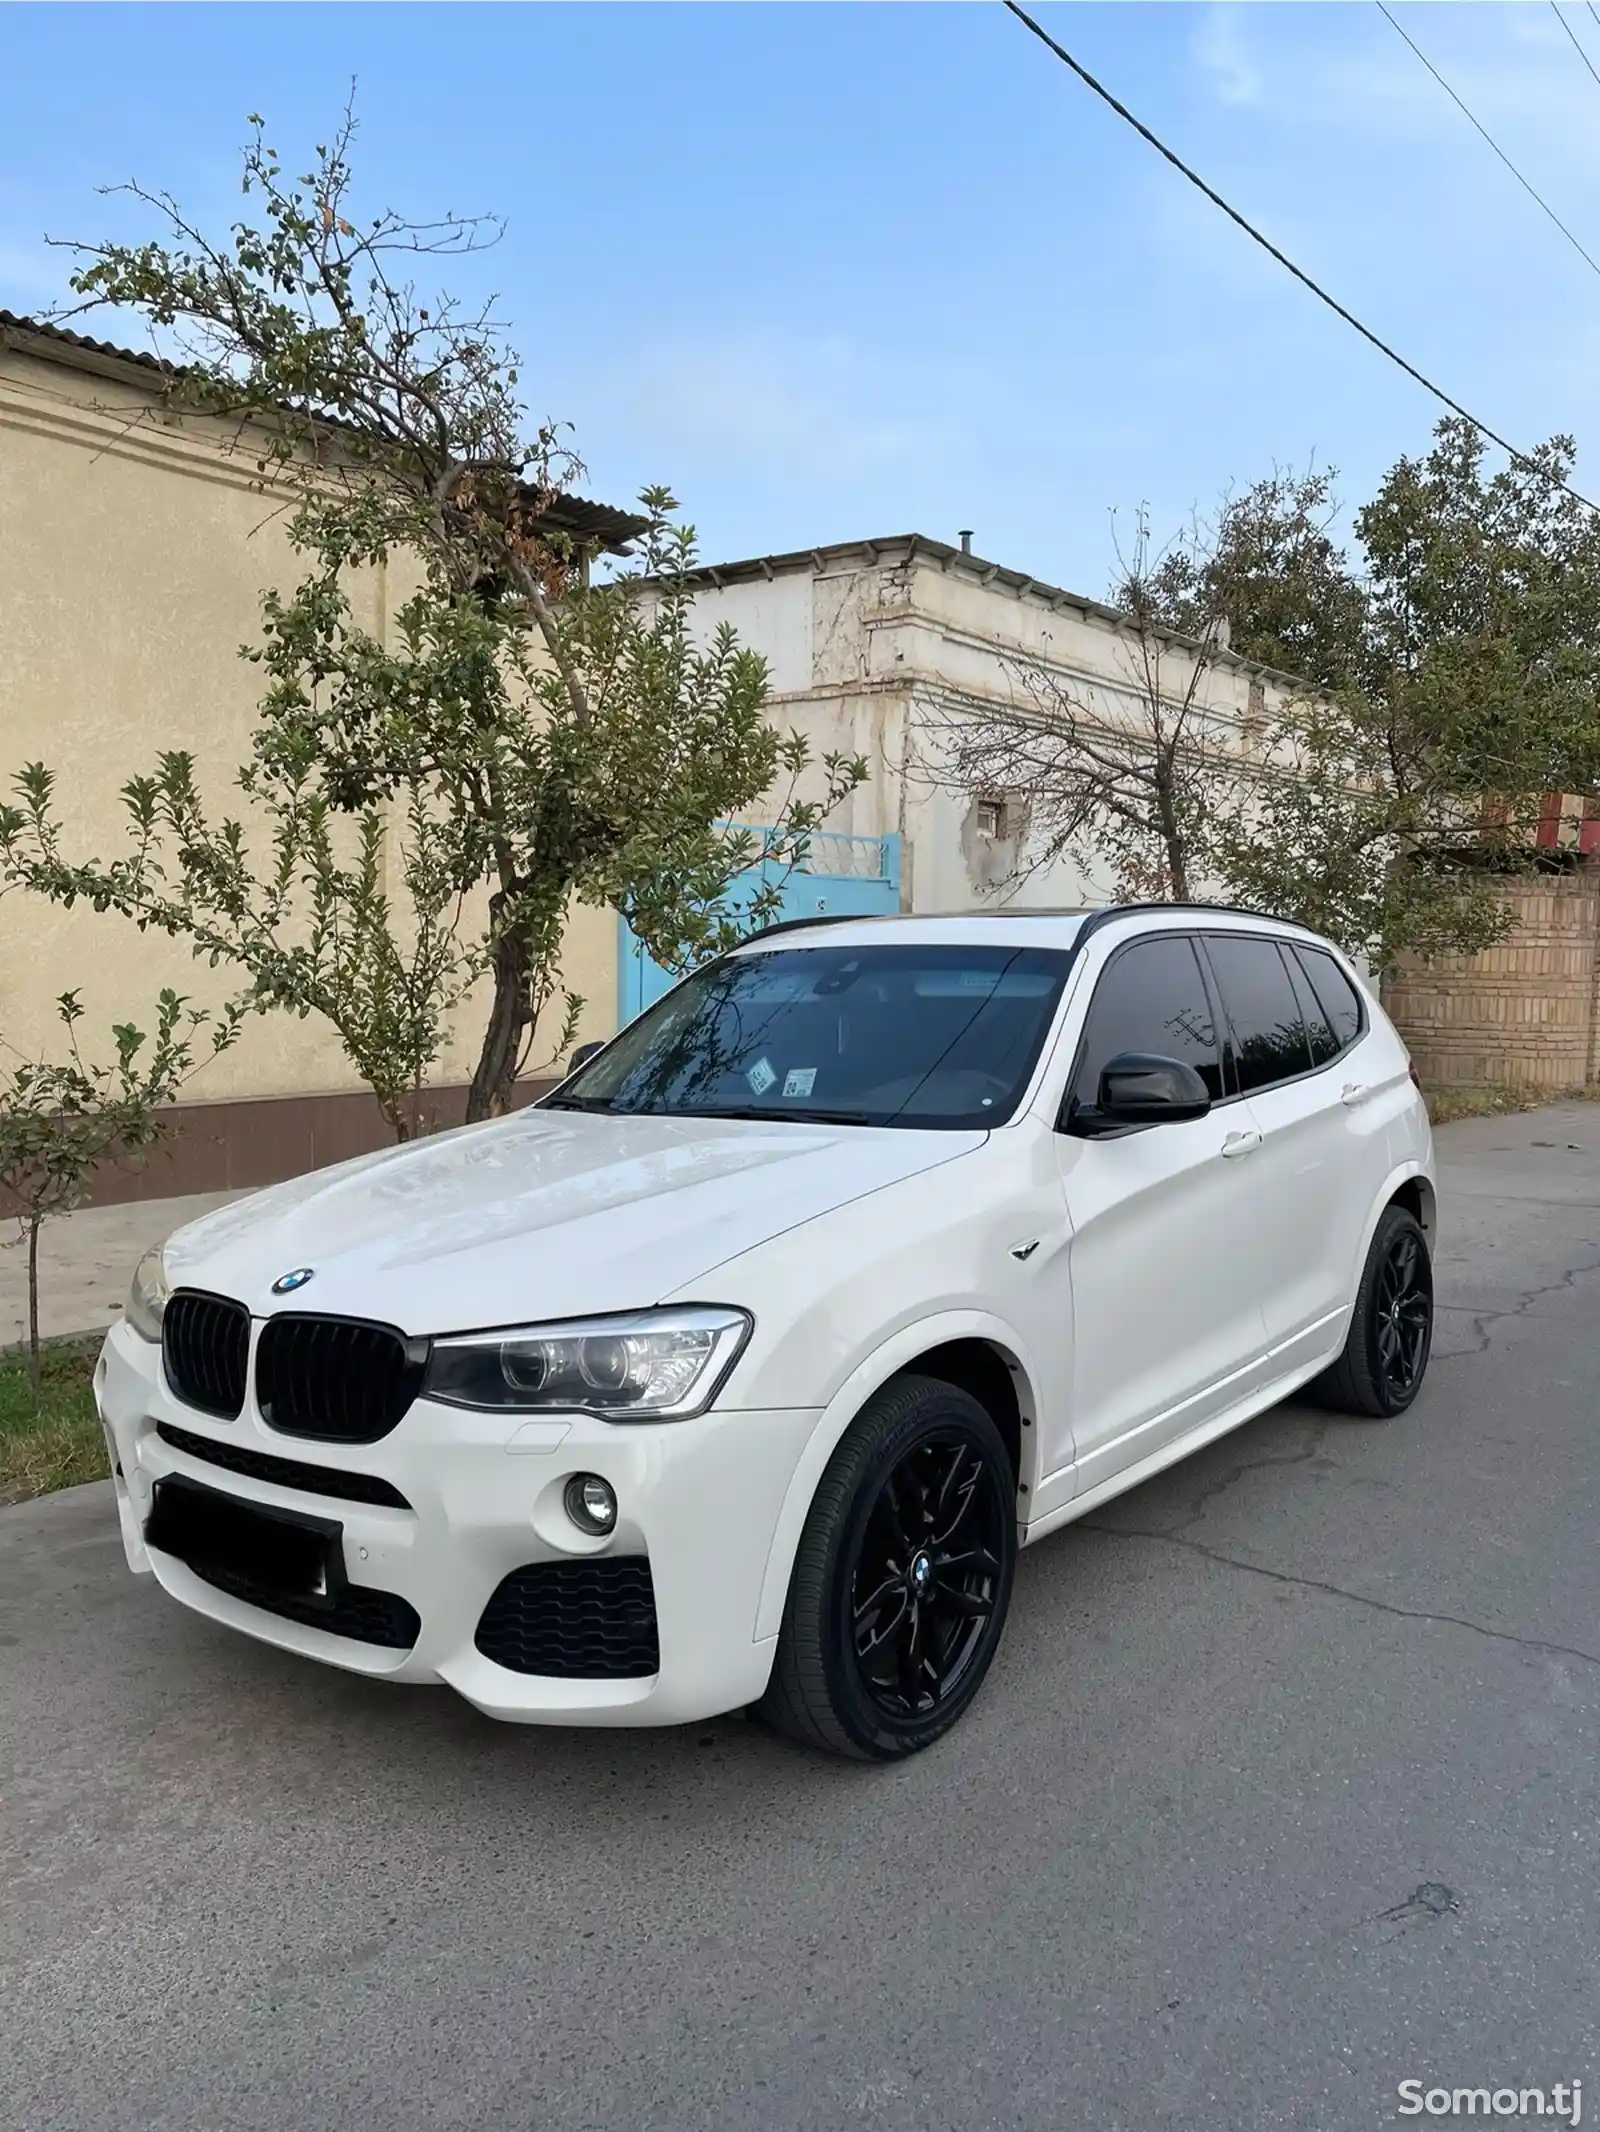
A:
1283;947;1340;1067
1204;935;1314;1095
1296;947;1364;1052
1070;936;1224;1111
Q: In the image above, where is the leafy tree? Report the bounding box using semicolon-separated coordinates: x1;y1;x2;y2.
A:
1352;421;1600;805
1146;426;1600;969
7;110;865;1123
1130;466;1365;692
0;987;239;1402
1209;697;1516;969
2;759;474;1142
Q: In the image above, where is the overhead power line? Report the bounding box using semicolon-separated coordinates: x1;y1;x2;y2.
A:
1378;0;1600;280
1551;1;1600;91
999;0;1600;515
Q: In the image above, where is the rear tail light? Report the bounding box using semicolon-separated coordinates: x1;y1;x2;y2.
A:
1408;1060;1420;1087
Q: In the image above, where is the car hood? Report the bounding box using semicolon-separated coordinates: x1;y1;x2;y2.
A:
164;1107;986;1333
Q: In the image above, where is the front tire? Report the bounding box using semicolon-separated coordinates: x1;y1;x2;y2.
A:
1316;1204;1433;1418
758;1374;1018;1760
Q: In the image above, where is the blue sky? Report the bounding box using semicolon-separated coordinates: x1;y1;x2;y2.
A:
3;2;1599;594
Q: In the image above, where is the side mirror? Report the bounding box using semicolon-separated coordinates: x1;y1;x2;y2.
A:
568;1040;605;1075
1095;1051;1212;1125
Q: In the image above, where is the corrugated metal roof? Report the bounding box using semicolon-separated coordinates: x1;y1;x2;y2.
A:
0;307;172;374
0;309;647;554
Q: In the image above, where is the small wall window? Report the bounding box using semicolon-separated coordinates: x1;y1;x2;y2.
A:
975;797;1005;839
1241;678;1267;747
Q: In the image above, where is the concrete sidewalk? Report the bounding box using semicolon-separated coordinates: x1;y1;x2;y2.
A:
0;1190;241;1348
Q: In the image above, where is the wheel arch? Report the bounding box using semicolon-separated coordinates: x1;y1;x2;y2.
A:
1349;1161;1437;1301
752;1313;1042;1644
1385;1171;1437;1250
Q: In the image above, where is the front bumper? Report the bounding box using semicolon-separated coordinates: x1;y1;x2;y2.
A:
96;1320;820;1727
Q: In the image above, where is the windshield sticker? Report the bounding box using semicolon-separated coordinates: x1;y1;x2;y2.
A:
746;1056;777;1096
783;1067;817;1098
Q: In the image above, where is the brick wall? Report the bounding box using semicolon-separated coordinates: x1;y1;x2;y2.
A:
1383;873;1600;1092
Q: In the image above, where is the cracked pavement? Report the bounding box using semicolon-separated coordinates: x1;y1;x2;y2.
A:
4;1105;1599;2132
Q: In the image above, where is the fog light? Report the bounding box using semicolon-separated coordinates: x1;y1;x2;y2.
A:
564;1473;617;1536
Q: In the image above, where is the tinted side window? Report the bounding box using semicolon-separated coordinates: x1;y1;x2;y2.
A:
1205;935;1314;1094
1283;946;1339;1066
1071;937;1224;1110
1297;947;1364;1052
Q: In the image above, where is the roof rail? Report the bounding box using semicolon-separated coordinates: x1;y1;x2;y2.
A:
736;902;1310;951
957;905;1093;919
739;911;881;945
741;906;1102;943
1073;899;1313;946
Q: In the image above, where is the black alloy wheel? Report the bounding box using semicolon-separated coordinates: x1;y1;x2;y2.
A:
1375;1222;1431;1401
850;1432;1005;1721
1316;1203;1434;1418
759;1375;1018;1759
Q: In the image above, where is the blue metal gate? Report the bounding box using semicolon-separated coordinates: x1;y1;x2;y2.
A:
617;827;902;1024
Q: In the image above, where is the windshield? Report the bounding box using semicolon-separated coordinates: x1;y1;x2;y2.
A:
548;942;1073;1129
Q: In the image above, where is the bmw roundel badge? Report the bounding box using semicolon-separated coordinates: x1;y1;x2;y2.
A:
271;1267;315;1296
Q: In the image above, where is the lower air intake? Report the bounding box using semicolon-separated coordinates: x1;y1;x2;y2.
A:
187;1558;420;1650
155;1422;411;1509
474;1559;660;1678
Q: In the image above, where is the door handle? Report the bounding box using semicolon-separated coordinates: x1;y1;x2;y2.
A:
1340;1082;1370;1108
1220;1129;1262;1159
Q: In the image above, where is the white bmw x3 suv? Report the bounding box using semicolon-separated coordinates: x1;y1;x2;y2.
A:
98;903;1435;1759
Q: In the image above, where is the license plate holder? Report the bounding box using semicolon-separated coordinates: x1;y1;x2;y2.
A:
145;1474;345;1609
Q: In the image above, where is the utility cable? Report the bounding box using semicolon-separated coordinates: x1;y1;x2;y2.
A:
1378;0;1600;280
1000;0;1600;513
1551;1;1600;92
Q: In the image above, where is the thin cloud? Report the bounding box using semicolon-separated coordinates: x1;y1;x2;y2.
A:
581;331;975;486
1193;0;1600;163
1191;4;1263;110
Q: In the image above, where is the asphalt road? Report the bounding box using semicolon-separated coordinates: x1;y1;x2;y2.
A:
4;1105;1598;2132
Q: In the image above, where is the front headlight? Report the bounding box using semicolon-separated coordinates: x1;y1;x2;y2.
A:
125;1248;170;1344
424;1306;752;1421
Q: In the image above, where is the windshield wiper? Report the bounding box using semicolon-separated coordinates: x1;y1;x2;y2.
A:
674;1103;874;1126
541;1095;874;1124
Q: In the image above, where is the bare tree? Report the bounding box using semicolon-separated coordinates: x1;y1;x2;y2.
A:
927;515;1240;903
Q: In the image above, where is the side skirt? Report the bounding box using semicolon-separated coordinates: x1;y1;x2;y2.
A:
1019;1333;1344;1549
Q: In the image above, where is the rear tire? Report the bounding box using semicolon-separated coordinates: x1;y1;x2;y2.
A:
758;1374;1018;1760
1315;1205;1433;1418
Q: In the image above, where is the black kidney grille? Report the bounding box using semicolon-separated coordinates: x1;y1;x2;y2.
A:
186;1556;420;1650
256;1314;424;1443
475;1559;660;1679
162;1291;250;1419
155;1422;411;1510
